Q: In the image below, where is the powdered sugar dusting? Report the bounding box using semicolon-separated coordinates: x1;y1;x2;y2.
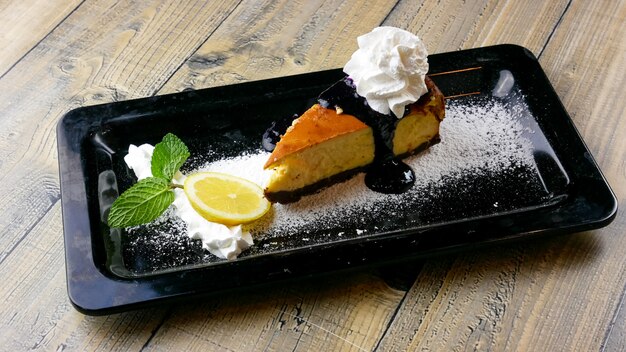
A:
197;150;272;187
124;96;548;271
198;98;536;240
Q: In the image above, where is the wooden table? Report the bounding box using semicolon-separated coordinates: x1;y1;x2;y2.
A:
1;0;624;350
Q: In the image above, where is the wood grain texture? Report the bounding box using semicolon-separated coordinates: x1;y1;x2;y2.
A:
160;0;399;93
384;0;569;54
143;273;404;351
0;0;624;351
0;0;83;77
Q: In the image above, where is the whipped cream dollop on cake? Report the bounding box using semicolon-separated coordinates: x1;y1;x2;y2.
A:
124;144;253;260
343;26;429;118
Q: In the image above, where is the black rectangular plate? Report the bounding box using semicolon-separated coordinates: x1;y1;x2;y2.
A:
57;44;617;315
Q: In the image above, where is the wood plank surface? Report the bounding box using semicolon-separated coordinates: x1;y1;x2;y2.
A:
0;0;624;351
385;0;570;54
0;0;83;77
160;0;400;93
144;273;404;351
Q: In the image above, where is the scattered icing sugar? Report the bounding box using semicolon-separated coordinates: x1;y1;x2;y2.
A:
125;208;204;271
198;97;536;241
125;96;546;271
196;150;272;187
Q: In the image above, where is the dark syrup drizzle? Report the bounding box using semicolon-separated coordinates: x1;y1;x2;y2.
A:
262;76;416;194
318;77;415;194
262;113;298;151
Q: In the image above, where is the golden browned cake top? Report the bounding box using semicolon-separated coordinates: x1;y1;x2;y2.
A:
264;104;368;168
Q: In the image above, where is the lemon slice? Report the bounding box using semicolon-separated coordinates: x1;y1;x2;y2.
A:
184;172;271;225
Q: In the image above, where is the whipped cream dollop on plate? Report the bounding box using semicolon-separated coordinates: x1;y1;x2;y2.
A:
124;144;253;260
344;26;429;118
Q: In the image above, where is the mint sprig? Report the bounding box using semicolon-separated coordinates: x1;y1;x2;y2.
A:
107;133;189;228
151;133;190;180
107;178;175;228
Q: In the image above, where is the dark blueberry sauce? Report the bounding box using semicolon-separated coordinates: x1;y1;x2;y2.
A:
262;113;298;151
318;77;415;194
364;158;415;193
262;76;417;194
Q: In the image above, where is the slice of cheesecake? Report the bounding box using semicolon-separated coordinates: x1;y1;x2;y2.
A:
263;77;445;203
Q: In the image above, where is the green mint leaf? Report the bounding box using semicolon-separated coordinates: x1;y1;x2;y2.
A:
151;133;190;181
107;177;175;228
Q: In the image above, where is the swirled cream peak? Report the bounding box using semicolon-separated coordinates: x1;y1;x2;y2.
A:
343;26;429;118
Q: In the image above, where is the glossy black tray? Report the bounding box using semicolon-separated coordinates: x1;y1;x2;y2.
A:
57;44;617;315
